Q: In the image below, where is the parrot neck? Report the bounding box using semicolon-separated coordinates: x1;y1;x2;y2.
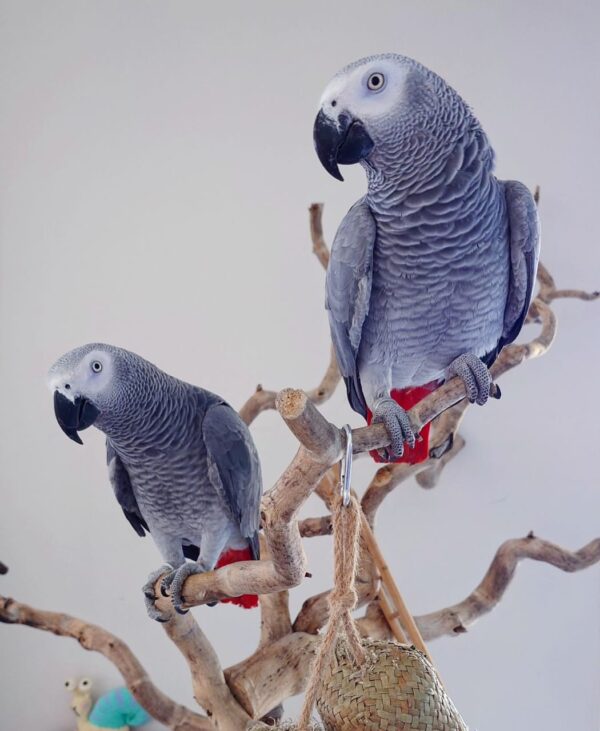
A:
363;114;494;210
95;369;197;451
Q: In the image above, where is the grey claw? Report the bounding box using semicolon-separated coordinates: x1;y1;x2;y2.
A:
142;565;173;622
429;433;454;460
167;562;207;614
447;353;492;406
372;397;415;458
160;576;174;597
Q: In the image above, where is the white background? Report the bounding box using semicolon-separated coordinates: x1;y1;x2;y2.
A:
1;2;599;729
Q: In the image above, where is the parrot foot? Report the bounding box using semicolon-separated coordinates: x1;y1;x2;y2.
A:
142;565;173;622
447;353;495;406
371;397;416;460
161;562;207;615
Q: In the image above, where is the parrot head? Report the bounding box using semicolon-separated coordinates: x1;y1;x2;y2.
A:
48;343;131;444
313;53;460;181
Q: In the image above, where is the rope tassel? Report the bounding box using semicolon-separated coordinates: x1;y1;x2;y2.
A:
298;493;365;730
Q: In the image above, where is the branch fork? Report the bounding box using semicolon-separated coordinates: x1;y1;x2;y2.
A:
1;200;598;729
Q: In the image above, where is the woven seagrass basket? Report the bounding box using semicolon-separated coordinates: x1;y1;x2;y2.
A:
315;637;468;731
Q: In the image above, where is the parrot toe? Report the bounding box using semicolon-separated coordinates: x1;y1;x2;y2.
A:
142;565;173;622
160;568;179;597
166;562;206;614
372;397;416;460
447;353;493;406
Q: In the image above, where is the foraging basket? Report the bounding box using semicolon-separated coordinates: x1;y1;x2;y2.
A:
316;637;468;730
287;458;468;731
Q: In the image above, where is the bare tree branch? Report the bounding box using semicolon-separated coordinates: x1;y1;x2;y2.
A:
309;202;329;269
238;384;279;427
0;596;211;731
415;535;600;640
224;534;600;716
299;515;333;538
2;202;597;731
160;612;251;730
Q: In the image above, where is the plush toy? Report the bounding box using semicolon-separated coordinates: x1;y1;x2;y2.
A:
65;677;150;731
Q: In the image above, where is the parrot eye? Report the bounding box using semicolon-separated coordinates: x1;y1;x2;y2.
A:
367;72;385;91
91;360;103;373
64;679;76;690
78;678;92;691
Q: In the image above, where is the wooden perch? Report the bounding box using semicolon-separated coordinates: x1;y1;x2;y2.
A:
1;201;598;730
415;534;600;640
224;533;600;718
3;534;597;723
0;596;211;731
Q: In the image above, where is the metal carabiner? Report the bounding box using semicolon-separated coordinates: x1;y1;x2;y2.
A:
340;424;353;507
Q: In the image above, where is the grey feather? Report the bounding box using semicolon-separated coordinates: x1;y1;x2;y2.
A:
501;180;541;346
203;404;262;560
106;439;148;537
325;198;376;416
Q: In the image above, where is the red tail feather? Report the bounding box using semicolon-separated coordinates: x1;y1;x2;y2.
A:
366;381;440;464
215;548;259;609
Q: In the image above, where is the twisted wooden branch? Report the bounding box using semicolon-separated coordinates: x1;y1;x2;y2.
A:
161;612;251;730
221;534;600;718
0;596;211;731
238;346;340;427
2;202;598;731
416;534;600;639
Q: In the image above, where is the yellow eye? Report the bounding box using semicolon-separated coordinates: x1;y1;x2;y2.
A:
367;72;385;91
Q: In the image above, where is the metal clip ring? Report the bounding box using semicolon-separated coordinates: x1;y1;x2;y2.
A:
340;424;353;507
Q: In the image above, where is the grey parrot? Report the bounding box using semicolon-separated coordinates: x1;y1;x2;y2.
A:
48;343;262;619
313;54;540;463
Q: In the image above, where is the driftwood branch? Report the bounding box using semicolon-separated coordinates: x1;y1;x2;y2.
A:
415;534;600;640
238;345;340;427
161;611;251;730
0;596;211;731
2;200;598;730
223;533;600;718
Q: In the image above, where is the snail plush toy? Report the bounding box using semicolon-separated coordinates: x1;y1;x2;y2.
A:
64;677;150;730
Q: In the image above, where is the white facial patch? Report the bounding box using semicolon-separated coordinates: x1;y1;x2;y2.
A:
48;348;114;401
319;59;409;124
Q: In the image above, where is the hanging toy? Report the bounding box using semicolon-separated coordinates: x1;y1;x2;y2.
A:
296;427;468;731
65;677;150;731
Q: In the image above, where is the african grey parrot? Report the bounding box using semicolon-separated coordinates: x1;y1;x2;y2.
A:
48;343;262;619
313;54;540;463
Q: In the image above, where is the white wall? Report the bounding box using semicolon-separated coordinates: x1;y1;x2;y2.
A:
1;2;599;729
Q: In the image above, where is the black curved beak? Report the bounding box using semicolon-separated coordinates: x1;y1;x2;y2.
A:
53;391;100;445
313;109;374;181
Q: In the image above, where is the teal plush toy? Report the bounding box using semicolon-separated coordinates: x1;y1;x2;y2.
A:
65;677;150;730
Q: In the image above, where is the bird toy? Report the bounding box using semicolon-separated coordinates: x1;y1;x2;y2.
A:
65;677;150;731
296;428;468;730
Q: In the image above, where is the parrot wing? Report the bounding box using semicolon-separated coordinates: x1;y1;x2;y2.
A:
106;440;149;537
202;404;262;560
501;180;540;347
325;197;377;417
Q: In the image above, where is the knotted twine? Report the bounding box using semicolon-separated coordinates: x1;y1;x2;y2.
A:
297;493;366;730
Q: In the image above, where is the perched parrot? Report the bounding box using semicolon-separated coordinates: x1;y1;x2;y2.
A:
48;343;262;619
313;54;540;463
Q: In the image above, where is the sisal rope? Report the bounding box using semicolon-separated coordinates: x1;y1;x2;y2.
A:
297;494;366;730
